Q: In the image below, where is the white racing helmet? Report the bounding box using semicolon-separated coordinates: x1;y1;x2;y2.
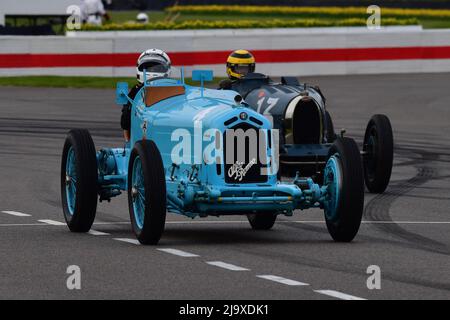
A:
136;49;171;83
136;12;149;23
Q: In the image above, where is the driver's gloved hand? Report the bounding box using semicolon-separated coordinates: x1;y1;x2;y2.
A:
219;79;233;90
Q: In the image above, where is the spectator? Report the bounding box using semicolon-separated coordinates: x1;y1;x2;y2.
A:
81;0;111;26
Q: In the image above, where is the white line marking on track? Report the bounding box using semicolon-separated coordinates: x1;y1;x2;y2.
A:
88;229;110;236
1;220;449;228
314;290;366;300
359;221;450;224
38;219;66;226
113;238;140;245
290;221;450;225
206;261;250;271
256;275;309;286
162;220;450;225
2;211;31;217
157;248;199;257
0;223;47;227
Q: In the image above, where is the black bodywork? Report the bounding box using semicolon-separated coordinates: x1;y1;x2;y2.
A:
222;72;393;193
223;73;335;181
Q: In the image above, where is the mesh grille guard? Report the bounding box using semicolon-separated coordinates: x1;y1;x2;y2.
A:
223;122;268;184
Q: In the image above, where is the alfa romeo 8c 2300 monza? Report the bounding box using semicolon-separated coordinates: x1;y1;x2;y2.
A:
61;69;366;245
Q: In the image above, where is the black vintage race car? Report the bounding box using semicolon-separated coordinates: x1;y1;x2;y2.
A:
220;73;394;193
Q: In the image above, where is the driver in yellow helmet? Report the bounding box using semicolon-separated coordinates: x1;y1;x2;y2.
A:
219;50;255;89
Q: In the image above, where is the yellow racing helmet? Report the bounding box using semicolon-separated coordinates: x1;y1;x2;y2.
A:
226;50;255;80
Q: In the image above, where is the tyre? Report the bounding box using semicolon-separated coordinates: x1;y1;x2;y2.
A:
363;114;394;193
128;140;166;245
61;129;98;232
323;137;364;242
247;213;277;230
325;110;336;143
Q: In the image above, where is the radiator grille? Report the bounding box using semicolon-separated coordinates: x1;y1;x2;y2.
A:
223;122;268;184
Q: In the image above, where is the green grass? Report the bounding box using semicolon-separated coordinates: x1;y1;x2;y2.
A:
6;9;450;33
418;18;450;29
110;11;309;23
0;76;136;89
108;10;450;29
110;11;167;23
7;10;450;33
0;76;224;89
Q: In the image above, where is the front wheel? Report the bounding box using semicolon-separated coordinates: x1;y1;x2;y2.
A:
128;140;166;245
363;114;394;193
323;137;364;242
61;129;98;232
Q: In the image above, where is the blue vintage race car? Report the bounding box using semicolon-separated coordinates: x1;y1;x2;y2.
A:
61;69;365;245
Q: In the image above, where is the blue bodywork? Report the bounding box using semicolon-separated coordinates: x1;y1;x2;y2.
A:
96;70;335;219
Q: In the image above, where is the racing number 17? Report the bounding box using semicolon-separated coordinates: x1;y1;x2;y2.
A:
257;97;279;114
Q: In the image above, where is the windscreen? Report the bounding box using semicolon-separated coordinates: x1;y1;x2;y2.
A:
143;66;184;86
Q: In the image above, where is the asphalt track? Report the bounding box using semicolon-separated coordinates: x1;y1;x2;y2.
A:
0;73;449;300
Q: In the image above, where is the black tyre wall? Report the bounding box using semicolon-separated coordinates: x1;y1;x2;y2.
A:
128;140;167;245
325;137;364;242
363;114;394;193
247;213;277;230
61;129;98;232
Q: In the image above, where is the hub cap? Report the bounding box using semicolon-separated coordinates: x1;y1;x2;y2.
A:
323;154;342;222
131;156;146;230
65;147;77;215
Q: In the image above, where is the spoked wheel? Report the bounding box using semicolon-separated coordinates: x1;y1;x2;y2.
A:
131;156;146;230
323;137;364;242
247;213;277;230
61;129;98;232
128;140;166;245
363;114;394;193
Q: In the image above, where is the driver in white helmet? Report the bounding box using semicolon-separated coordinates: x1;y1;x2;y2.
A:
121;49;172;141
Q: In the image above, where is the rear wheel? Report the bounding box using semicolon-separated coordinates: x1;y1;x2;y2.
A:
323;137;364;242
128;140;166;245
61;129;98;232
363;114;394;193
247;213;277;230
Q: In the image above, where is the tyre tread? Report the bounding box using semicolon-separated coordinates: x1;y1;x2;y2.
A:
326;137;364;242
61;129;98;232
128;140;166;245
363;114;394;193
